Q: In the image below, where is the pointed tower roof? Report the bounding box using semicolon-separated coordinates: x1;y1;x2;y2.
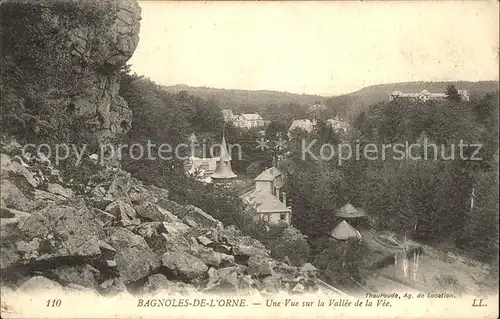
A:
211;126;237;180
219;135;232;161
330;220;361;240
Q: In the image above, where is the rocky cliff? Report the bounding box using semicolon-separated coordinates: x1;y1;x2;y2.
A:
0;0;140;144
0;140;319;296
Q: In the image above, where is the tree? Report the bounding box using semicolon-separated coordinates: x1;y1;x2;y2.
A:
460;168;499;263
268;226;311;266
314;238;369;288
342;91;497;260
446;84;460;102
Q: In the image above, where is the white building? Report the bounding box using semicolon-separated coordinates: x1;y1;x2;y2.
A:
308;103;326;113
389;89;470;103
241;166;291;225
185;156;218;175
288;119;315;138
326;116;351;133
232;113;265;129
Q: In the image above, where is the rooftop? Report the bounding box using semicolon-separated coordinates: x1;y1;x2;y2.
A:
254;166;282;181
336;203;366;218
288;119;314;133
245;189;290;212
330;220;362;240
235;113;264;121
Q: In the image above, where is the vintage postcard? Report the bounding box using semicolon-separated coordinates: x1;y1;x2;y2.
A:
0;0;498;318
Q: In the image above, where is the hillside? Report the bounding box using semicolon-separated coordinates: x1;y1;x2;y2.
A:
0;0;323;301
162;85;326;112
326;81;499;118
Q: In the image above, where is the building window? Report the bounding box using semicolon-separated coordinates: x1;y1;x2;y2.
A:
280;213;287;220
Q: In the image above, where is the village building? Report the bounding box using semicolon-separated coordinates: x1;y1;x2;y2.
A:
308;102;327;114
241;165;291;225
326;115;351;133
232;113;265;129
185;156;218;176
389;89;470;103
335;203;367;228
288;119;316;138
186;130;237;183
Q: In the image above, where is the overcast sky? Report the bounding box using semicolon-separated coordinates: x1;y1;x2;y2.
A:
129;1;499;96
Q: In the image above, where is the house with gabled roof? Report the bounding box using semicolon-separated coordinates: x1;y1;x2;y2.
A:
241;165;291;225
288;119;316;139
232;113;265;129
326;115;351;133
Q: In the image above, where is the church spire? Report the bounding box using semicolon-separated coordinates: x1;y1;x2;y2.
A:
211;123;237;180
219;135;232;162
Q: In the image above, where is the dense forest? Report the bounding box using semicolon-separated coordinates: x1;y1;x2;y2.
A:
119;68;498;290
284;89;499;264
162;84;324;114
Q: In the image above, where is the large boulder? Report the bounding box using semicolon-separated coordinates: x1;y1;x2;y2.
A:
247;255;274;277
128;180;158;204
105;200;136;219
88;186;115;210
0;179;32;211
218;225;269;260
161;251;208;281
0;153;39;190
107;170;132;199
92;207;115;227
50;264;100;288
31;190;69;210
134;201;180;222
154;198;188;217
12;202;102;267
194;249;235;268
129;222;166;254
0;208;31;269
160;233;194;254
46;183;74;199
104;227;161;284
129;221;193;255
202;266;240;293
0;207;31;228
182;205;222;229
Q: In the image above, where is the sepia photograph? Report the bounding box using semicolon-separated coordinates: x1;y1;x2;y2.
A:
0;0;498;318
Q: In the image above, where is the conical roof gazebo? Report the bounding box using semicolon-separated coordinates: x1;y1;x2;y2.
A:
335;203;366;219
330;220;362;241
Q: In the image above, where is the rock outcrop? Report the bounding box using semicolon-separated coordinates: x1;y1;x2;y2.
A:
0;0;141;143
